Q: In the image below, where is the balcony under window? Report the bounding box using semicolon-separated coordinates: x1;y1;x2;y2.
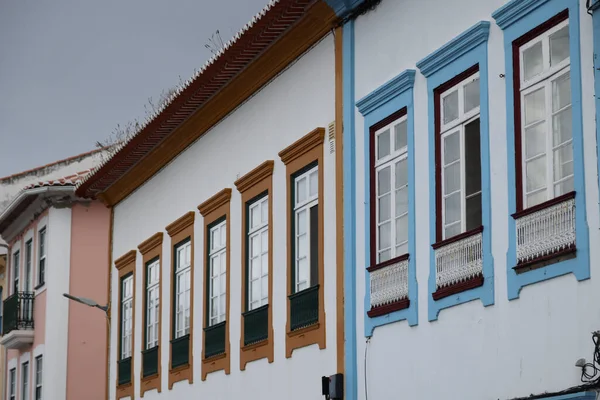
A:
0;292;35;350
367;256;409;317
513;192;576;271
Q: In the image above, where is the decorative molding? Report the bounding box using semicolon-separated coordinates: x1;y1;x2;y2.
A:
367;299;409;318
492;0;552;30
432;276;484;301
138;232;164;255
114;250;136;271
356;70;416;116
416;21;490;78
166;212;195;237
278;128;325;165
234;161;275;193
198;189;232;217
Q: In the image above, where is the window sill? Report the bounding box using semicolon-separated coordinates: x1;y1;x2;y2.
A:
287;322;320;338
514;245;577;273
241;339;268;352
367;253;409;272
141;373;159;382
34;283;45;291
367;298;410;318
202;352;227;363
511;191;576;219
169;363;189;373
432;226;483;250
432;275;484;301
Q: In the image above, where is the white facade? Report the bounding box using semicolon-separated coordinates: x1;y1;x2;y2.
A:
110;34;339;400
352;0;599;399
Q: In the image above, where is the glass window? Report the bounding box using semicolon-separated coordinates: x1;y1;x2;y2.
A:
13;250;20;294
247;196;269;311
38;228;46;286
9;368;16;400
519;19;572;208
35;356;43;400
22;361;29;400
208;222;227;326
439;72;482;240
293;166;319;292
145;259;160;349
120;275;133;359
174;241;191;338
25;240;32;292
374;117;409;263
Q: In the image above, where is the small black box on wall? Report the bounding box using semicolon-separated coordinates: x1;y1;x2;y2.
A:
321;373;344;400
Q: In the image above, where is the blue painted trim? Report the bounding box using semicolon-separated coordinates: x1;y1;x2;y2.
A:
492;0;552;29
356;70;416;115
527;392;598;400
416;21;491;78
357;69;418;336
418;21;494;321
494;0;591;299
342;20;358;400
323;0;366;16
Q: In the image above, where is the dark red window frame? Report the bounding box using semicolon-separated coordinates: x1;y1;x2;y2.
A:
369;107;408;269
512;9;569;213
433;64;479;244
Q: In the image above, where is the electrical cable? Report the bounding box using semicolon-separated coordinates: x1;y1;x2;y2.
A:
581;331;600;383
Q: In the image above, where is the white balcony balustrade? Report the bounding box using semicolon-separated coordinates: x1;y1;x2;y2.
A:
369;257;409;310
434;229;483;290
515;195;576;266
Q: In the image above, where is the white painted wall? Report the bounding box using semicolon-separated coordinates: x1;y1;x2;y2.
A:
43;207;71;400
353;1;599;399
111;34;337;400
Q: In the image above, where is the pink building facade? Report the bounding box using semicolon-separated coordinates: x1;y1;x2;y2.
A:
0;171;110;400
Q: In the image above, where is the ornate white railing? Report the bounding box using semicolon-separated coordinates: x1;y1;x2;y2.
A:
369;258;408;309
434;231;483;289
516;196;576;265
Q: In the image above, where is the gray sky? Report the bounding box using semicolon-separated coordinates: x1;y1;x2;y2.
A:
0;0;268;177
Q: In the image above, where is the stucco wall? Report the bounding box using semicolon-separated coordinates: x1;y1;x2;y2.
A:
352;0;599;399
110;34;337;400
66;202;109;400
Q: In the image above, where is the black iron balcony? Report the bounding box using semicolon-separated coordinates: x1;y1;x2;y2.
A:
170;334;189;369
117;357;132;386
142;346;159;377
204;321;226;359
3;291;34;335
243;304;268;346
289;285;319;331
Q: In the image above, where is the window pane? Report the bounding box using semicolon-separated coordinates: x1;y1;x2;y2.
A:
378;194;391;223
464;78;480;113
523;41;543;81
526;156;546;192
251;257;260;279
395;215;408;246
261;200;268;224
395;242;408;257
395;159;407;189
550;25;570;67
251;205;260;229
261;230;268;253
378;249;391;263
444;192;461;225
527;190;547;207
524;87;546;125
377;166;391;195
553;144;573;182
443;131;460;164
261;276;268;299
444;223;461;239
443;90;459;124
297;257;309;282
261;253;268;276
251;280;260;303
297;234;308;258
296;177;307;204
466;193;482;231
525;122;546;158
377;129;390;159
465;119;481;197
555;176;574;197
297;210;306;235
552;72;571;112
395;187;408;217
309;171;318;197
553;107;572;146
394;121;407;151
251;235;259;258
378;221;391;250
443;163;461;195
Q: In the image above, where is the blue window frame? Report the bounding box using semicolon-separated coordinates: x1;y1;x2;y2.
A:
357;69;418;335
416;21;494;321
493;0;590;300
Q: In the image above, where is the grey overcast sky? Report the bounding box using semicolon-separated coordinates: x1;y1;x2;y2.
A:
0;0;268;177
